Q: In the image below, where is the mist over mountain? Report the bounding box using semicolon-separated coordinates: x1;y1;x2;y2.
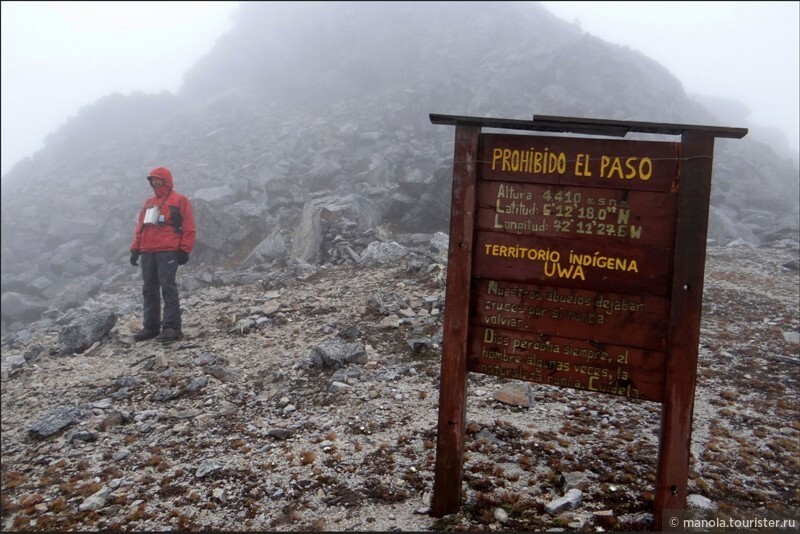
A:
2;1;798;332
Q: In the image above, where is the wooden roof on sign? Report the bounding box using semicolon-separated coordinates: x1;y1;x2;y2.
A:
429;113;748;139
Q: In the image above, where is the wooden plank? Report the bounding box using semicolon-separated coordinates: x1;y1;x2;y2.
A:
654;131;716;530
432;125;480;518
476;182;678;248
533;114;749;139
428;113;748;139
473;231;673;297
479;133;681;192
470;279;670;351
466;325;666;402
429;113;629;136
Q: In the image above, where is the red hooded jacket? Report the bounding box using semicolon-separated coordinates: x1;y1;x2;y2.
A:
130;167;196;254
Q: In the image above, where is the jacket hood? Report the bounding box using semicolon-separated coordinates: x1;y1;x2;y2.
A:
147;167;174;190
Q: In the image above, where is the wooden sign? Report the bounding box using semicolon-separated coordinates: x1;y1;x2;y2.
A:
467;324;667;401
470;133;678;397
430;114;747;531
480;133;680;191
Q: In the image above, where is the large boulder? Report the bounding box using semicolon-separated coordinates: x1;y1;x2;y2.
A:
1;292;49;326
57;311;117;355
241;230;288;269
190;198;254;264
291;194;384;263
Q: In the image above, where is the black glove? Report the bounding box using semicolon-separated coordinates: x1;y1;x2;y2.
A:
178;251;189;265
130;251;140;266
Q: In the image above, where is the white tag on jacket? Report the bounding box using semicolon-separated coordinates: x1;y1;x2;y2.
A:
143;206;160;225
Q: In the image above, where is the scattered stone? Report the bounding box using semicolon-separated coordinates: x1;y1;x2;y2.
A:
687;494;716;510
1;354;27;378
28;405;84;439
218;401;237;416
22;345;46;363
89;399;113;410
185;375;209;393
378;315;401;328
22;494;44;507
330;381;352;393
193;353;228;367
476;428;503;445
560;471;591;491
115;376;142;389
407;338;432;355
78;486;113;511
65;429;99;443
152;389;180;402
133;410;159;422
359;241;408;266
368;293;409;316
205;366;240;382
546;488;583;515
769;354;800;365
308;339;367;369
0;237;796;533
57;311;117;355
617;512;652;530
267;428;295;440
196;460;224;478
493;383;533;407
781;259;799;271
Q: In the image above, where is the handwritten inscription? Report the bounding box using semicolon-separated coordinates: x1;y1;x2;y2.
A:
472;279;669;351
467;133;680;401
492;184;639;236
468;325;666;401
480;133;680;192
482;242;639;281
491;148;654;181
476;182;677;247
473;232;671;296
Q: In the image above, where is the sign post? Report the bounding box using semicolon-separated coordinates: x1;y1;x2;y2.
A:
432;124;479;515
430;114;747;530
655;130;718;529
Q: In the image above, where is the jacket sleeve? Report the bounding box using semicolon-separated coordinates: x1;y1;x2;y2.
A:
179;196;196;254
130;205;146;252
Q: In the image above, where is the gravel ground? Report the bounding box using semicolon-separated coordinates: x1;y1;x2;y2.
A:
1;243;798;532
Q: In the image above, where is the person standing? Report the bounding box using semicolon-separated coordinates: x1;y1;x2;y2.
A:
129;166;196;343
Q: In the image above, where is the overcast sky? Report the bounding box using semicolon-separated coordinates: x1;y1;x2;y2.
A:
2;1;798;177
541;1;799;150
1;1;239;177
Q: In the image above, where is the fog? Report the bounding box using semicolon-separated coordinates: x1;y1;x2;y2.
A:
1;1;239;177
541;1;799;153
2;1;798;177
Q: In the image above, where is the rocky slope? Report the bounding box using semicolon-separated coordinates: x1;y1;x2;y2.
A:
2;1;798;332
1;241;798;532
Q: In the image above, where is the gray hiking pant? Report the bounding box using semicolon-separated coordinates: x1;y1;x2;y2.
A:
140;251;181;332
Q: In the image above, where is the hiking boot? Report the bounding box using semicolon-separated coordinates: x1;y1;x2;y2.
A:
133;329;159;342
157;328;182;343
